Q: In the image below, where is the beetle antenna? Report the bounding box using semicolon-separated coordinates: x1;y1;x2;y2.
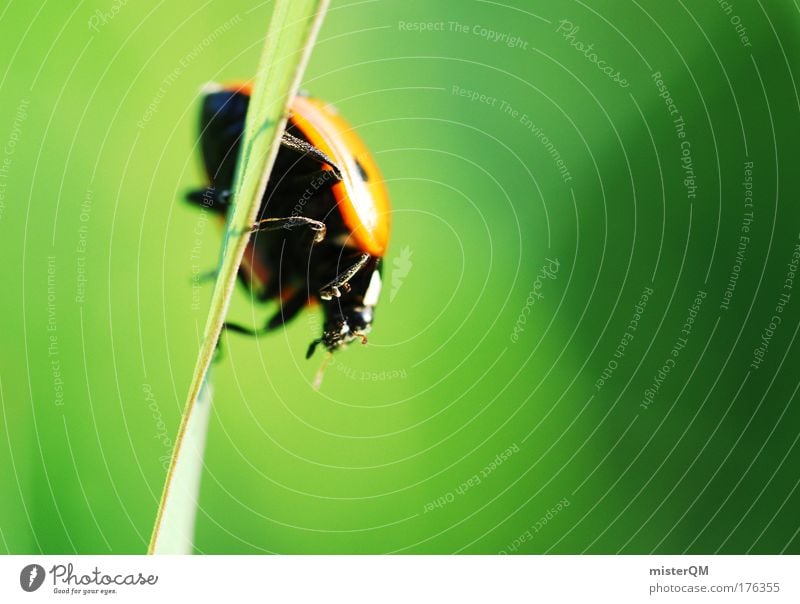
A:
306;337;323;359
312;352;334;390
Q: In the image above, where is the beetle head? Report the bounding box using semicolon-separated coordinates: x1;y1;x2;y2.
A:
306;304;372;358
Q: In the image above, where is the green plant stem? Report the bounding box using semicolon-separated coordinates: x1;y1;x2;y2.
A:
148;0;329;555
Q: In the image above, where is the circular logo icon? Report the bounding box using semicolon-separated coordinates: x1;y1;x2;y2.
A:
20;564;45;592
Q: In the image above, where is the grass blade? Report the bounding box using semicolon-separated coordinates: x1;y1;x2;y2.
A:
149;374;213;554
149;0;330;554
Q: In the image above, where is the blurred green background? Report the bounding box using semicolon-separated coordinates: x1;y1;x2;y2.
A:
1;0;800;554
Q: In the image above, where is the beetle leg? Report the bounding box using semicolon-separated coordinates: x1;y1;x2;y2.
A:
319;253;371;300
191;269;218;285
250;216;326;244
223;290;308;336
281;132;342;179
266;290;309;329
186;187;230;211
222;321;264;337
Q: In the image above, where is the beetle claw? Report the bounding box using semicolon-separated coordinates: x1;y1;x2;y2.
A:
320;285;342;300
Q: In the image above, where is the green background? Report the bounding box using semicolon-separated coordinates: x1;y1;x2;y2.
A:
1;0;799;554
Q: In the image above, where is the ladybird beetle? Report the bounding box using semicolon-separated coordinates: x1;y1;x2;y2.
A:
187;82;391;358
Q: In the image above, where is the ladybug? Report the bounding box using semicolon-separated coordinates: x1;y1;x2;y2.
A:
187;82;391;359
